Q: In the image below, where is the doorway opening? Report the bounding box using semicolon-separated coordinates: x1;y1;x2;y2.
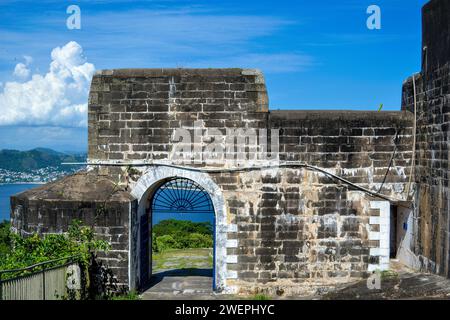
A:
390;204;398;258
390;204;415;266
143;177;216;294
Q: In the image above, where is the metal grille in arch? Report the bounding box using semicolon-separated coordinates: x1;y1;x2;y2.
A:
151;178;214;213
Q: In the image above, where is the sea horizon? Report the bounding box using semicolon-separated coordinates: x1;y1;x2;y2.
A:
0;183;40;222
0;182;213;225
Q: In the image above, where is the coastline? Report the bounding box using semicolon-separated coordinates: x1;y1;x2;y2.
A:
1;184;43;222
0;182;46;186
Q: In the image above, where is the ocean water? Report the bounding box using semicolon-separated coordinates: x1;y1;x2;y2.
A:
152;211;214;225
0;184;214;225
0;184;40;222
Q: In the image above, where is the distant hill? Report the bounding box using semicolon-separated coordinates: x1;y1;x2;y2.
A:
0;148;86;172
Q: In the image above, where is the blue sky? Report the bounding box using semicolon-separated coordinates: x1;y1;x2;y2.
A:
0;0;428;152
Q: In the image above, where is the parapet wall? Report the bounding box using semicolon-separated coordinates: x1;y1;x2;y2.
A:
270;110;413;191
88;68;413;197
88;68;268;163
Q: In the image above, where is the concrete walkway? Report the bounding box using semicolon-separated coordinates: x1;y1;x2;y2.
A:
141;269;218;300
322;261;450;300
141;261;450;300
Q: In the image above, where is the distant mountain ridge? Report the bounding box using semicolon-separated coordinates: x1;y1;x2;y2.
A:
0;148;86;172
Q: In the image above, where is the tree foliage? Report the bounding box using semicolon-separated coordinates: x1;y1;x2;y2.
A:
0;221;11;263
153;219;212;237
0;220;109;280
152;219;213;252
0;148;86;172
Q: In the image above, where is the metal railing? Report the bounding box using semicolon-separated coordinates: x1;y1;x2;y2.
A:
0;256;80;300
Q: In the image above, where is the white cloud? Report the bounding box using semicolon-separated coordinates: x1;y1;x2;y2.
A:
13;63;30;79
23;55;33;65
13;55;34;79
0;41;94;127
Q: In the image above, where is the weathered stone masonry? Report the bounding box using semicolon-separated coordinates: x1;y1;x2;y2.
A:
401;0;450;277
11;67;414;294
10;173;135;283
84;68;414;294
11;0;450;296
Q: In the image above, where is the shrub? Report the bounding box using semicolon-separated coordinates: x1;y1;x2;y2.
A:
153;220;212;238
0;221;11;263
251;294;271;300
151;232;158;252
110;290;141;300
0;220;110;281
155;235;178;251
186;233;213;248
154;233;213;252
152;219;213;252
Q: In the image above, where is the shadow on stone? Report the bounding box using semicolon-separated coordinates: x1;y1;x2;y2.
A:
141;268;213;292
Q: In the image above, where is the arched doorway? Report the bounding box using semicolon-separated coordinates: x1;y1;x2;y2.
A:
152;178;215;217
130;166;228;293
143;177;216;291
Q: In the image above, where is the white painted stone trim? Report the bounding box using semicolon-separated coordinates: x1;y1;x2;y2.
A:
369;232;381;241
226;255;238;264
226;239;238;248
380;238;390;250
369;201;390;272
368;264;379;272
369;216;381;225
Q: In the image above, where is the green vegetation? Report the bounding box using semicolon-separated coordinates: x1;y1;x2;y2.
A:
0;220;109;280
0;220;113;300
251;294;271;300
153;219;212;238
380;270;399;280
152;248;213;271
0;148;86;172
110;290;141;300
152;219;213;252
0;221;11;261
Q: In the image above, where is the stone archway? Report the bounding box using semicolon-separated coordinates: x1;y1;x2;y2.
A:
129;166;228;292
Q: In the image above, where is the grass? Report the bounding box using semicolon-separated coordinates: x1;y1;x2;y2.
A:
110;291;141;300
251;294;271;300
380;270;399;280
152;248;213;272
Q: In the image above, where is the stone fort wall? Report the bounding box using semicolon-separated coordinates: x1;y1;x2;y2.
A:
13;0;450;294
36;67;418;293
401;0;450;277
11;67;414;294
